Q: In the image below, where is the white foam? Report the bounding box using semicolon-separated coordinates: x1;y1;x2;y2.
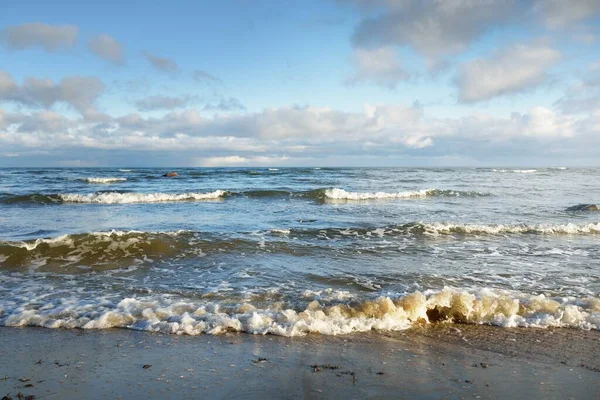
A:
1;288;598;336
58;190;227;204
324;188;434;200
419;222;600;235
119;169;132;172
79;177;127;184
492;169;537;173
268;168;279;171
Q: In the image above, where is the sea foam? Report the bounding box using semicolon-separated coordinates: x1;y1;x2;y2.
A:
58;190;227;204
322;188;485;200
79;177;127;184
1;288;598;336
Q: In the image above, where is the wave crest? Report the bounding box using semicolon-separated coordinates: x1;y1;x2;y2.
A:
2;288;598;335
79;177;127;184
59;190;227;204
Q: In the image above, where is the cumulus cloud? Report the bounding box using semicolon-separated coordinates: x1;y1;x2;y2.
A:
0;23;78;52
341;0;598;69
88;34;124;65
555;60;600;113
143;52;179;73
346;0;518;64
456;43;561;102
533;0;600;28
135;95;194;111
0;102;595;166
346;47;407;89
0;70;105;116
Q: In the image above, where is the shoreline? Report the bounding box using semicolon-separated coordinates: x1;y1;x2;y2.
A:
1;325;598;399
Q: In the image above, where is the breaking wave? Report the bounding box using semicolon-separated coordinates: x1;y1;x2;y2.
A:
1;288;598;335
0;188;488;205
2;222;599;271
58;190;227;203
78;177;127;184
492;169;537;173
321;188;487;200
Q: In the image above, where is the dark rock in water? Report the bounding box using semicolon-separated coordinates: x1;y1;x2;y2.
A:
163;172;178;177
566;204;598;212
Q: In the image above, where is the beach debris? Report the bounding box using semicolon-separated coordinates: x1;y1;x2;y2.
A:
376;371;385;375
142;364;152;369
252;357;267;364
16;394;35;400
34;360;42;365
2;394;12;400
17;379;29;383
311;364;341;372
163;172;178;178
22;385;32;389
339;371;357;385
54;361;68;367
480;362;488;369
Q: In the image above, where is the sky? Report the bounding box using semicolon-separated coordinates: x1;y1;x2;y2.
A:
1;0;600;167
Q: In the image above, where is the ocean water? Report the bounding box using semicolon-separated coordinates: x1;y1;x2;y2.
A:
0;167;599;336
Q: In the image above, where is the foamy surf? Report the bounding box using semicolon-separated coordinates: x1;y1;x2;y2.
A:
322;188;487;200
79;177;127;184
1;288;598;336
58;190;227;204
492;169;537;173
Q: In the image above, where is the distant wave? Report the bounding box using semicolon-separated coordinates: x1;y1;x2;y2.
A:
78;177;127;184
286;222;600;238
59;190;227;203
0;188;489;205
492;169;537;173
119;169;132;172
321;188;488;200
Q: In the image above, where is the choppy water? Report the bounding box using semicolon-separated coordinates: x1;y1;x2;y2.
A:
0;167;599;336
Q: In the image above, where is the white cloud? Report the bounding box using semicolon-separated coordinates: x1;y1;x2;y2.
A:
346;0;519;64
456;43;561;102
0;23;78;52
0;70;105;116
555;60;600;113
346;47;407;89
533;0;600;29
143;52;179;73
89;34;124;65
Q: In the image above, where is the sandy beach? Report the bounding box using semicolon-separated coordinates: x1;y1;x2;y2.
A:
1;325;598;399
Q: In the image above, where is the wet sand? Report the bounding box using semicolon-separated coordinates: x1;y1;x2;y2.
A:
0;325;598;399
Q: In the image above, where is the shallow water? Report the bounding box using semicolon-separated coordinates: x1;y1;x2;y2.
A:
0;167;599;335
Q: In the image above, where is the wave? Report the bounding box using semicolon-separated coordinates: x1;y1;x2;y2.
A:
286;222;600;238
0;230;304;271
58;190;227;204
3;222;599;270
320;188;487;200
0;188;488;205
492;169;537;173
78;177;127;184
0;190;228;205
119;169;132;172
1;288;598;335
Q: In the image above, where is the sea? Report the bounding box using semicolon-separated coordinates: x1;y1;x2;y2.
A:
0;167;598;336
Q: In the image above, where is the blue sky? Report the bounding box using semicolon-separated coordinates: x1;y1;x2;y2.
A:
1;0;600;166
